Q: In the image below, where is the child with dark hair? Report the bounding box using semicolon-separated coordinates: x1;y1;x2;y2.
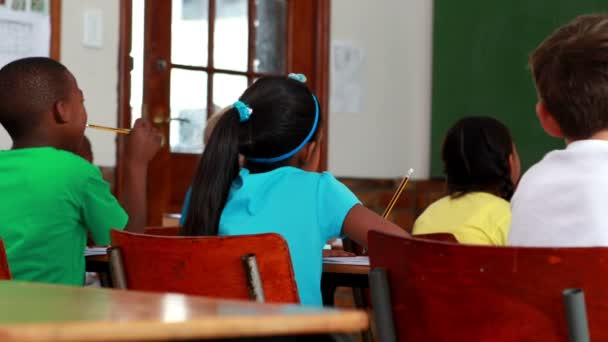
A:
510;14;608;246
0;57;161;285
181;74;408;305
413;116;520;245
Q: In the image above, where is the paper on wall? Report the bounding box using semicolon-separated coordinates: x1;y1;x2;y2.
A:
0;4;50;69
330;40;364;114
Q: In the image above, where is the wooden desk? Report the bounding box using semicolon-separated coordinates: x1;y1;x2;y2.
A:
322;263;369;276
0;281;368;342
321;260;370;306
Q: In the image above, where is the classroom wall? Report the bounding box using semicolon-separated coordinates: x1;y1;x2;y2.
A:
0;0;434;177
328;0;434;179
62;0;120;166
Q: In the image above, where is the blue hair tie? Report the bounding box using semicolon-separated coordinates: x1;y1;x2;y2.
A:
247;94;320;164
234;101;252;122
288;73;307;83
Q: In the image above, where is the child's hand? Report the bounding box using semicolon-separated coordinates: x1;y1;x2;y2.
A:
125;118;162;165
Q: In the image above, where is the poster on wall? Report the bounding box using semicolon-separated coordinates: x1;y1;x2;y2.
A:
330;40;365;114
0;0;50;69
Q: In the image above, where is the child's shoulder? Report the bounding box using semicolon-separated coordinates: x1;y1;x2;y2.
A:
258;168;350;196
283;168;343;186
15;147;101;180
40;148;98;173
257;167;337;182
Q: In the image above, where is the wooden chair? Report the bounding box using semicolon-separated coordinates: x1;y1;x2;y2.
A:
0;239;11;280
412;232;458;243
143;226;180;236
368;231;605;341
109;229;299;303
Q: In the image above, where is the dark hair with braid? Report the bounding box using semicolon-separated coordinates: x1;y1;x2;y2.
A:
442;116;515;200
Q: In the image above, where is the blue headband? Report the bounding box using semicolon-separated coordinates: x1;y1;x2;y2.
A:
247;94;320;164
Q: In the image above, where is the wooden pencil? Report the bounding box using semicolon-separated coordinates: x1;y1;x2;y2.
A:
382;168;414;219
86;124;131;134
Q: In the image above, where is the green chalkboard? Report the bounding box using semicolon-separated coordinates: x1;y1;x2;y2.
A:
430;1;608;177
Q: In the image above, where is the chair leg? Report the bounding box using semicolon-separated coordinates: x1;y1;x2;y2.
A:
241;254;265;302
563;288;590;342
369;267;396;342
108;247;127;289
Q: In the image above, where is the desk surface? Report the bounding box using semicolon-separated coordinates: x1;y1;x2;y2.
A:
0;281;368;342
87;253;371;275
322;262;369;275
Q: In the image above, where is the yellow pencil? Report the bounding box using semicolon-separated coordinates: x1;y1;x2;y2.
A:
86;124;131;135
382;168;414;219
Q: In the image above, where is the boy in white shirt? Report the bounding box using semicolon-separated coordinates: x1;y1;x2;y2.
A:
509;14;608;246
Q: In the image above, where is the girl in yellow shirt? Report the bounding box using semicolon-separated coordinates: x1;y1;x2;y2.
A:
413;117;520;245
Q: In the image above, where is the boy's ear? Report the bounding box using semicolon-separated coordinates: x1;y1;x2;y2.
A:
52;100;70;124
536;101;564;138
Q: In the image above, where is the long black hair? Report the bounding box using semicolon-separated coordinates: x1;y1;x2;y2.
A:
442;116;515;200
182;76;322;236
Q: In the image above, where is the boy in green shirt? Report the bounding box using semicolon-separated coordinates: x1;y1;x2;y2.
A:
0;57;161;285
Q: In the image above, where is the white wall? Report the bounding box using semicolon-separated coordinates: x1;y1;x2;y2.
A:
0;0;119;167
328;0;434;179
61;0;119;166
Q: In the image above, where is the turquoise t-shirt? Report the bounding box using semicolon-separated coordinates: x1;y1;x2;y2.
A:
0;147;128;285
182;167;360;306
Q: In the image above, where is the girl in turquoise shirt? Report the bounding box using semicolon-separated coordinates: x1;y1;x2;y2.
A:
181;74;407;306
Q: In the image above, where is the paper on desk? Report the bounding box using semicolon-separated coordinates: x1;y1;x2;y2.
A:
84;247;108;257
323;256;369;266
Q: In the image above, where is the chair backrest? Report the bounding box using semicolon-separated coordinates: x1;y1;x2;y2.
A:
413;232;458;243
110;229;299;303
0;239;11;280
143;226;180;236
368;231;608;341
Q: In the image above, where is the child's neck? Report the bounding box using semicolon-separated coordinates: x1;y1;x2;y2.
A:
11;130;66;151
566;129;608;144
590;130;608;141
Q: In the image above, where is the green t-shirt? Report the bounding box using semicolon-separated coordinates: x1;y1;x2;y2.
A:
0;147;127;285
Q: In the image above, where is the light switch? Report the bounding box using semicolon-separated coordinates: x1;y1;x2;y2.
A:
82;9;103;49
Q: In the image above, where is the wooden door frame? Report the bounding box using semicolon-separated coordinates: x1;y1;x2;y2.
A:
115;0;331;222
115;0;132;198
50;0;62;60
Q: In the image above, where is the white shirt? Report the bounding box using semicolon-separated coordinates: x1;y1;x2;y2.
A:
509;140;608;246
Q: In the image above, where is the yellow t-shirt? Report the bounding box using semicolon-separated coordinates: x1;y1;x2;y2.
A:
412;192;510;246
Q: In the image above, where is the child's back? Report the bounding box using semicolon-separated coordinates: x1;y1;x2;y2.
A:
220;167;357;305
414;192;510;245
509;15;608;246
510;140;608;246
0;148;125;284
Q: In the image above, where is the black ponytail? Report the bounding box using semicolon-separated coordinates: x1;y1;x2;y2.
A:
181;76;322;236
182;109;241;236
442;116;515;201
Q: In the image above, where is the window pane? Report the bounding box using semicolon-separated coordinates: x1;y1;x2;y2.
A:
172;0;209;67
130;0;145;125
170;69;208;154
213;73;248;109
214;0;248;71
254;0;287;73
